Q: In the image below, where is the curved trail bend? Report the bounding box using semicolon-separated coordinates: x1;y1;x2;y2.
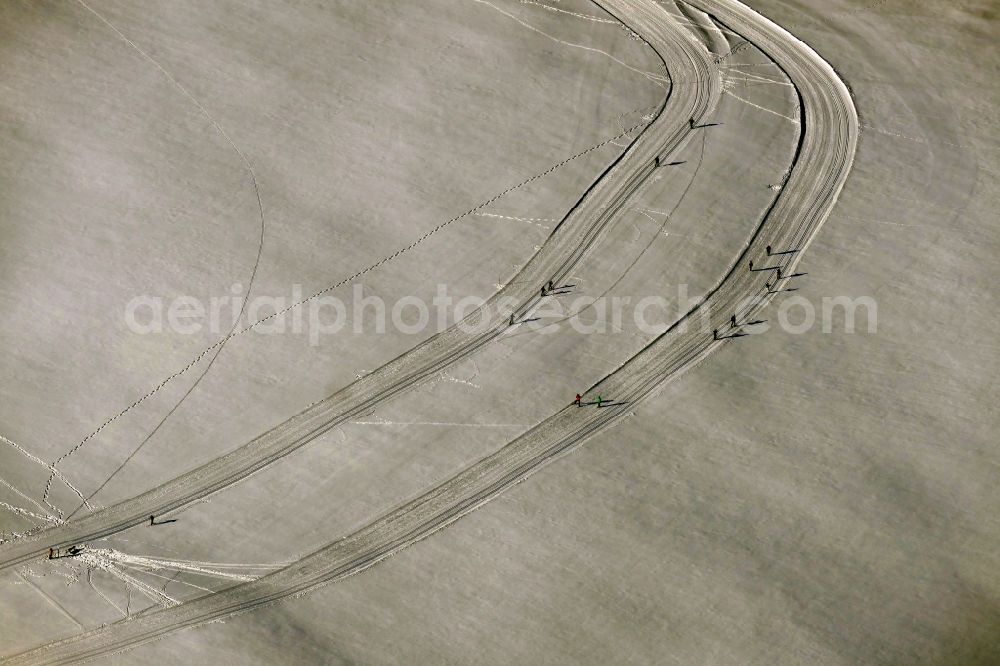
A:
2;0;858;662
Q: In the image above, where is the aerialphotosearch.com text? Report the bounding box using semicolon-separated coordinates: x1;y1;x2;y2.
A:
124;282;877;346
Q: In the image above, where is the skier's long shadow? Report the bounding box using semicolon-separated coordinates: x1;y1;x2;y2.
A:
715;331;749;340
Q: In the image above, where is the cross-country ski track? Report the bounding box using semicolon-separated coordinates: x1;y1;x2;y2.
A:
0;0;709;572
2;0;857;661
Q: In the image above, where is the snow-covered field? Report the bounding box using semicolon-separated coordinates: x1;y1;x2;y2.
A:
1;0;996;663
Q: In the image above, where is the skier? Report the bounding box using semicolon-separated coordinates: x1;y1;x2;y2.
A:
689;117;696;129
749;260;754;271
574;394;582;407
766;244;772;255
150;515;155;526
730;314;737;328
596;395;603;408
509;313;515;326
